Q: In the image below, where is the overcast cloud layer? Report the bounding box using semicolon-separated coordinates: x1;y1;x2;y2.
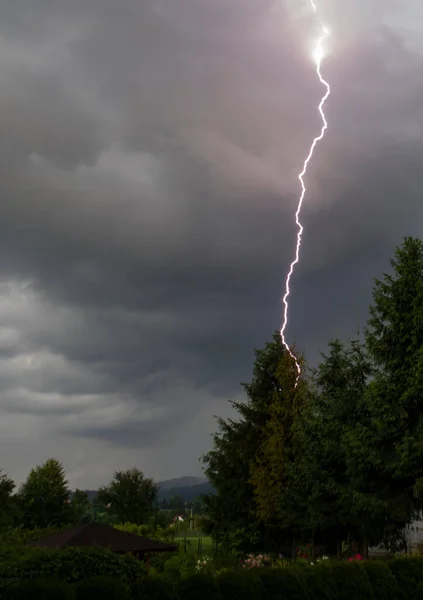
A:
0;0;422;488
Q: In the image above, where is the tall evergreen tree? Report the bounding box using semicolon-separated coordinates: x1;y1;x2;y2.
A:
249;349;307;555
18;458;70;529
364;237;423;537
298;338;374;555
202;332;304;551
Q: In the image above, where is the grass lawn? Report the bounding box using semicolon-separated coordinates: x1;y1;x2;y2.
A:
175;535;214;552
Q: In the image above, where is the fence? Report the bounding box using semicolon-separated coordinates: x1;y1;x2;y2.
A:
174;535;222;558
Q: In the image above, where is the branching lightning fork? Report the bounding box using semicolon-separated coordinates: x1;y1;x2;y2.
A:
280;0;331;385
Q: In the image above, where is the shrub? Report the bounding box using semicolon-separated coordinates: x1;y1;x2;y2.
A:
330;563;374;600
132;574;175;600
416;581;423;600
177;573;222;600
387;556;423;600
163;554;196;580
258;567;310;600
74;576;129;600
0;547;145;586
4;577;74;600
297;564;337;600
362;561;398;600
217;570;264;600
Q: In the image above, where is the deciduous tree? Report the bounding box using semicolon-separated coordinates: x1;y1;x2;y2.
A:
97;468;158;525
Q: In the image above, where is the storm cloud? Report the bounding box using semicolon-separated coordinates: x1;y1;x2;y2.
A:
0;0;422;488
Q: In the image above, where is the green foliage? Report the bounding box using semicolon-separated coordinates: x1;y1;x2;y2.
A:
298;564;337;600
4;556;423;600
177;573;222;600
299;337;375;551
387;556;423;600
366;236;423;378
202;332;302;552
330;563;374;600
0;471;16;530
361;561;398;600
18;459;70;529
132;574;175;600
258;567;310;600
74;576;129;600
115;521;175;544
70;491;91;525
168;495;185;511
201;237;423;555
364;237;423;531
217;570;264;600
250;349;308;538
0;546;146;591
162;553;197;580
97;469;158;525
4;578;75;600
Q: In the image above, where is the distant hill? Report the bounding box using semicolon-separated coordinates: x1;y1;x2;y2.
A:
158;476;206;490
78;476;215;504
157;481;214;502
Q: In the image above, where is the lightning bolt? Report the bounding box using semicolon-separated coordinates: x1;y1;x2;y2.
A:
280;0;331;386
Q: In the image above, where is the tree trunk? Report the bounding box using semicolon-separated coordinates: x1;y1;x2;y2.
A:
292;534;297;561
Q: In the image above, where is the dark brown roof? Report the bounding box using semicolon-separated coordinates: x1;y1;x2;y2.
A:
27;523;176;553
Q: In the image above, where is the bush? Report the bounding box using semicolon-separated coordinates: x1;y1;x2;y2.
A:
74;576;129;600
217;570;264;600
163;554;197;580
258;567;310;600
330;563;374;600
297;564;337;600
132;574;175;600
388;556;423;600
362;561;398;600
4;577;74;600
0;547;145;586
177;573;222;600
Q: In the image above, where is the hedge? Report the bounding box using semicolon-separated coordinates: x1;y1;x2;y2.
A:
362;561;398;600
217;570;265;600
0;547;146;595
329;562;374;600
259;567;310;600
74;576;130;600
387;556;423;600
2;556;423;600
132;574;175;600
3;578;75;600
296;564;337;600
177;574;222;600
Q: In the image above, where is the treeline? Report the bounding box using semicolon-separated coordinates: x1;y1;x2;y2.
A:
202;236;423;558
0;462;205;532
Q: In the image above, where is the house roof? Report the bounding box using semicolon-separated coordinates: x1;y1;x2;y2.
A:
27;523;176;553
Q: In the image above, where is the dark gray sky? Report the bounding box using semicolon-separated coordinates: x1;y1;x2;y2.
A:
0;0;422;488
